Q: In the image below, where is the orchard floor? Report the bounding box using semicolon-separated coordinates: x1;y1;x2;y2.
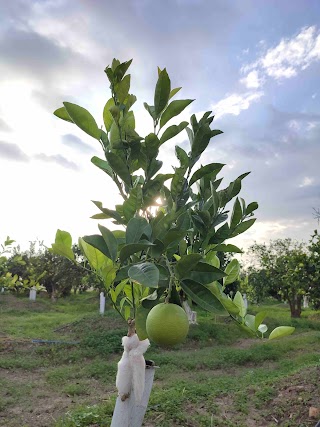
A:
0;293;319;427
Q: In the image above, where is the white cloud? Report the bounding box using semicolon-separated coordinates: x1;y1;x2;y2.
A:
240;70;263;89
299;176;314;187
211;91;263;119
243;26;320;82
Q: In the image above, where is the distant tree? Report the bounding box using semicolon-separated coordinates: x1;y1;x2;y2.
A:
248;239;312;318
308;230;320;309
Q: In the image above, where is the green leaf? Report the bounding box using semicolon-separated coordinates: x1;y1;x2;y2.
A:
91;156;113;178
160;99;194;128
162;229;187;249
82;234;115;260
189;163;225;186
230;219;256;238
246;201;259;215
233;291;246;318
79;238;108;271
115;74;131;104
244;314;256;332
175;146;189;169
192;124;223;159
98;224;118;262
143;103;157;120
205;252;220;268
180;279;225;314
169;87;182;100
212;244;243;253
224;259;240;285
160;121;188;145
114;59;133;81
51;229;74;261
120;242;155;263
126;217;152;243
92;200;123;223
189;261;227;283
175;254;202;278
230;197;243;229
103;98;115;132
128;262;159;287
255;311;267;330
171;166;187;200
144;133;160;159
269;326;295;340
53;106;74;123
123;186;143;221
63;102;101;140
154;68;171;116
105;152;131;187
209;283;239;315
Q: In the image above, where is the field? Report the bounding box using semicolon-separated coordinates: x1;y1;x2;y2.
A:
0;293;319;427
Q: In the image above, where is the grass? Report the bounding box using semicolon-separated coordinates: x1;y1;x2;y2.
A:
0;292;319;426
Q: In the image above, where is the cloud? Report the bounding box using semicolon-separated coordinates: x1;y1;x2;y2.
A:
0;117;12;132
34;153;79;170
61;134;96;153
0;141;29;162
242;26;320;83
240;70;263;89
211;91;263;119
299;177;314;188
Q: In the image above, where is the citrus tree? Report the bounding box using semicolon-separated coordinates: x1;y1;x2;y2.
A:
51;58;294;343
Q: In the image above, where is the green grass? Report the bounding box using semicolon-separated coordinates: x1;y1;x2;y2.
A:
0;293;319;427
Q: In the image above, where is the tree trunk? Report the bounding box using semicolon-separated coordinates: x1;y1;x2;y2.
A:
289;296;302;318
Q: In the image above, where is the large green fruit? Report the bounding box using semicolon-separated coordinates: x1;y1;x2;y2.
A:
146;303;189;347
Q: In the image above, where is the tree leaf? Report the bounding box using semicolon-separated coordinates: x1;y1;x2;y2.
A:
255;311;267;330
144;133;160;159
79;237;108;271
91;156;113;178
212;244;243;253
63;102;101;140
105;152;131;187
175;254;202;278
53;106;74;123
169;87;182;100
180;279;225;314
233;291;246;318
188;260;227;283
154;68;171;116
120;242;155;263
160;99;194;128
230;219;256;238
175;146;189;169
82;234;114;260
230;197;243;229
126;217;152;243
128;262;159;287
143;103;157;120
246;201;259;215
160;121;188;145
189;163;225;186
103;98;115;132
98;224;118;262
224;259;240;285
92;200;123;223
115;74;131;104
269;326;295;340
123;186;143;221
50;229;74;261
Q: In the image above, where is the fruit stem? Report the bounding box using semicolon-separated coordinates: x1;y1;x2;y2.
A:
164;256;175;303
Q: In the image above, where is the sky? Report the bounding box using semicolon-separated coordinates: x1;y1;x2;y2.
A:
0;0;320;252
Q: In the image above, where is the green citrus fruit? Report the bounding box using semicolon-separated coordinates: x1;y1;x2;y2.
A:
146;303;189;347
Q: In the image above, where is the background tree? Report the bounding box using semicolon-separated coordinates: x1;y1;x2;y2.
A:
308;230;320;309
248;239;312;317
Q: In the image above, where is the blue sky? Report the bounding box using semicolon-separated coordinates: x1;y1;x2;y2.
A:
0;0;319;250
